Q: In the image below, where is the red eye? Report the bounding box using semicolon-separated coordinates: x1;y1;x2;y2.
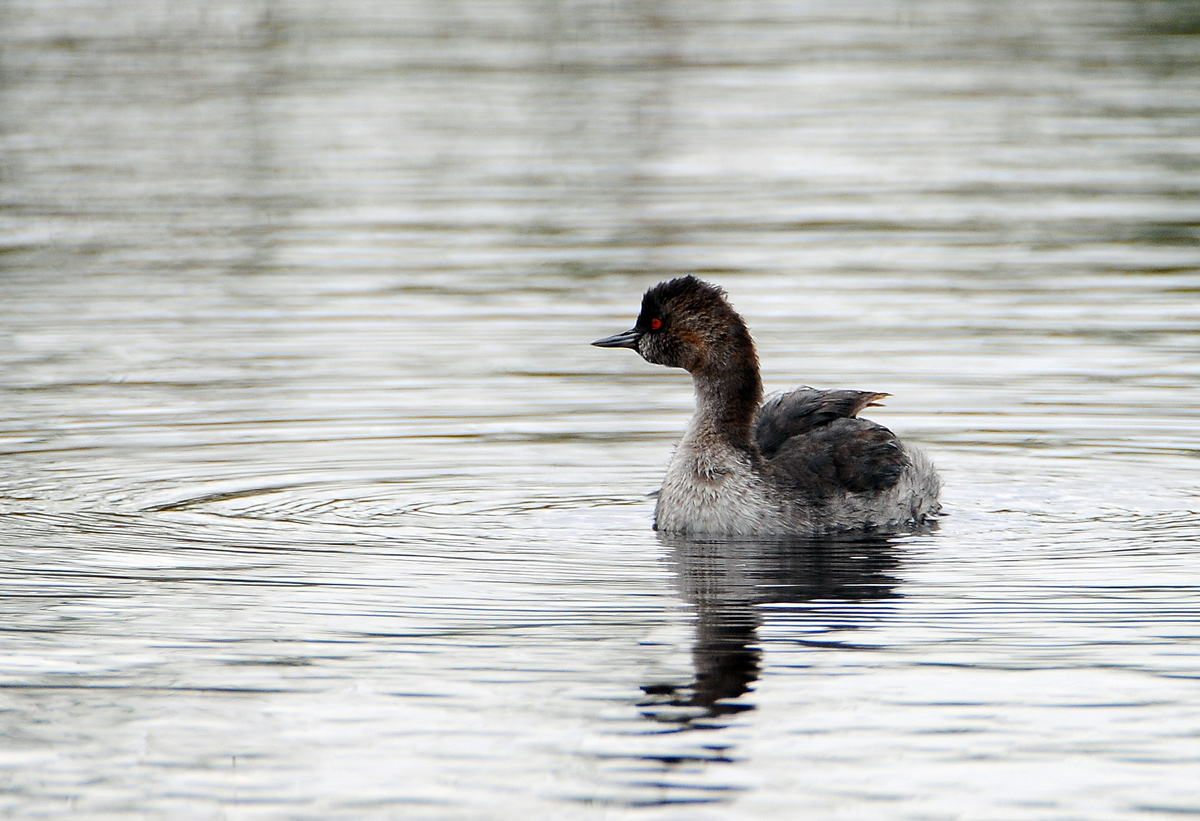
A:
651;318;662;330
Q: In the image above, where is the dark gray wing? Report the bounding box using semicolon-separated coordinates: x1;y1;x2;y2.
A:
754;388;889;459
767;417;910;495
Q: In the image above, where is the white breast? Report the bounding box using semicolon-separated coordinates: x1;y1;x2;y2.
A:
654;424;782;536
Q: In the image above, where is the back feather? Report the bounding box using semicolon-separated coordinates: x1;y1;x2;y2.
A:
754;388;888;458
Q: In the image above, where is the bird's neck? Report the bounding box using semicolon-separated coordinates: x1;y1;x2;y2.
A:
689;345;763;451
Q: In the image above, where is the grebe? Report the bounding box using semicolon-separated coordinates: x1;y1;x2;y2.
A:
593;276;941;536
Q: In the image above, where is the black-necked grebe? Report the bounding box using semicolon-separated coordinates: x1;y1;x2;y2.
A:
593;276;941;537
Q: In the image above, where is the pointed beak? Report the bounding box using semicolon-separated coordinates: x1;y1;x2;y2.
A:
591;327;643;349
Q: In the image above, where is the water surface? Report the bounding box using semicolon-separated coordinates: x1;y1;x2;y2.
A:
2;0;1200;817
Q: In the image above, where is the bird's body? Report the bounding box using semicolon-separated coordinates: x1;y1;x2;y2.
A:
594;276;941;537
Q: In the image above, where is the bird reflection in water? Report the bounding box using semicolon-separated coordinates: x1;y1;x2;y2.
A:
641;534;904;728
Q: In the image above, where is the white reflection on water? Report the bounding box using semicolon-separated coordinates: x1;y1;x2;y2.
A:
2;0;1200;817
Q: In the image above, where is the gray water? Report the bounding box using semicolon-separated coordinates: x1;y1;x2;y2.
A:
2;0;1200;818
